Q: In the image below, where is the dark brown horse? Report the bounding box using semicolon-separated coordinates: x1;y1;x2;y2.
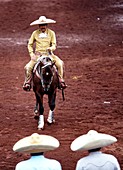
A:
32;55;60;129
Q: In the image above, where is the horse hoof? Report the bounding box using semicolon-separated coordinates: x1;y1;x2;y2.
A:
38;127;44;130
38;125;44;130
47;119;55;125
34;115;39;120
38;123;44;130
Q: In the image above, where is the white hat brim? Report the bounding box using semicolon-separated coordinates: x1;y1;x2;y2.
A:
71;130;117;151
30;19;56;26
13;134;59;153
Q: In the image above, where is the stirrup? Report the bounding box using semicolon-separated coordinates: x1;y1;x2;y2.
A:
23;83;31;91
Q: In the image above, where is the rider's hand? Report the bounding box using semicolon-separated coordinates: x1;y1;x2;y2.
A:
47;47;52;51
31;54;37;61
47;47;52;55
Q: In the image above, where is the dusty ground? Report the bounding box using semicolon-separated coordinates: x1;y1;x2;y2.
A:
0;0;123;169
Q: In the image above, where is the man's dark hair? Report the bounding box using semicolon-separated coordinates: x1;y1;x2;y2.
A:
88;148;101;153
39;24;48;26
31;152;44;156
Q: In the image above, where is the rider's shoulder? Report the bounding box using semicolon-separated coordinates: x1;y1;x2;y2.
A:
47;28;55;35
32;29;40;35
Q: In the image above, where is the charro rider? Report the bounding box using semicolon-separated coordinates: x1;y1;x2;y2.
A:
23;16;67;91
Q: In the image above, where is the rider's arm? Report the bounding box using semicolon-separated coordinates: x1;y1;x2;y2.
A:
28;31;36;58
48;30;56;51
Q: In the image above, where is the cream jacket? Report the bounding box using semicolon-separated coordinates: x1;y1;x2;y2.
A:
28;28;56;57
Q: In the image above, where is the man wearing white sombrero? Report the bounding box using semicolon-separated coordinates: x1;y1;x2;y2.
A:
70;130;121;170
23;15;67;91
13;133;62;170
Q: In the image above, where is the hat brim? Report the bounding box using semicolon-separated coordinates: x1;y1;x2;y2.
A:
71;132;117;151
13;134;59;153
30;19;56;26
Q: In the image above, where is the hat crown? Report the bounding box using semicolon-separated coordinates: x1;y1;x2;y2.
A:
30;133;42;144
88;130;98;136
39;16;47;22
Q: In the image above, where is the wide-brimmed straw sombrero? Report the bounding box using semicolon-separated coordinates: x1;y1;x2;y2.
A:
13;133;60;153
30;16;56;26
70;130;117;151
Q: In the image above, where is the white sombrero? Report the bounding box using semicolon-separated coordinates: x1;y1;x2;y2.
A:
13;133;60;153
70;130;117;151
30;16;56;26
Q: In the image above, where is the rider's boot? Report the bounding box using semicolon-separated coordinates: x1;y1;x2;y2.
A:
23;70;32;91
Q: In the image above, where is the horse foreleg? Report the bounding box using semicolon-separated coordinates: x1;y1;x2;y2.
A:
47;110;55;124
38;114;44;130
34;95;39;120
47;92;56;124
38;95;45;130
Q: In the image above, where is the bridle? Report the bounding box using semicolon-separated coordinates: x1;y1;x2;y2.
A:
40;63;54;92
34;55;55;92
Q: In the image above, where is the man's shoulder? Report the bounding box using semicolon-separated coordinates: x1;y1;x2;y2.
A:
46;158;61;165
15;160;30;170
31;29;40;35
102;153;117;159
47;28;55;34
44;158;62;169
34;29;39;32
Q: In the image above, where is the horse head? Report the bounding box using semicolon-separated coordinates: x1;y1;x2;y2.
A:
34;55;57;93
41;63;54;92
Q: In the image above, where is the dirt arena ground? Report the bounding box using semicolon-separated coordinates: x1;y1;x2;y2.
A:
0;0;123;169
